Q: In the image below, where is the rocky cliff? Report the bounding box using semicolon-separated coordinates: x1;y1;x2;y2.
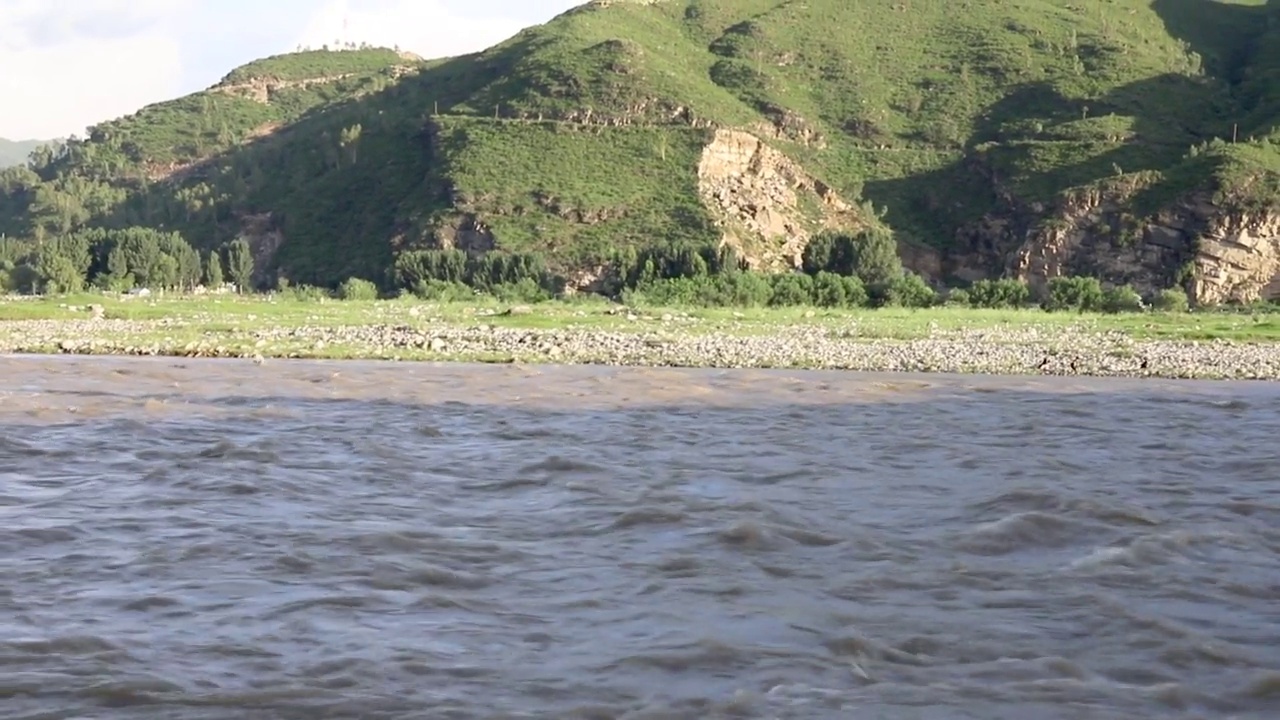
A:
996;186;1280;306
696;129;860;271
1190;208;1280;305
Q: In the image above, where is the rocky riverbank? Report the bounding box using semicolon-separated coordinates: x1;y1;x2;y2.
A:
1;313;1278;380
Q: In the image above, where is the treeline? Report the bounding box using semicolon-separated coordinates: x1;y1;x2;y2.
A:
384;229;940;308
391;249;557;301
379;229;1195;312
0;228;255;294
2;225;1197;314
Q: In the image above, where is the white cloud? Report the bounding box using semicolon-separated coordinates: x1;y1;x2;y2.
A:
291;0;539;60
0;0;189;140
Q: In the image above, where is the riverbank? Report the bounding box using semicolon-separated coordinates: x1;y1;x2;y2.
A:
2;293;1279;379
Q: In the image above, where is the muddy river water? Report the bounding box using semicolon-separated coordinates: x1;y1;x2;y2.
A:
2;355;1278;719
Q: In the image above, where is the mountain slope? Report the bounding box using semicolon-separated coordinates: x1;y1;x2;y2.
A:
2;0;1279;301
0;138;46;169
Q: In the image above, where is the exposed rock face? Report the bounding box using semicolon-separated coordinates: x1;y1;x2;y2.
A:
237;212;286;286
214;74;359;104
213;66;418;104
1000;186;1280;304
435;214;497;253
1191;209;1280;305
750;104;826;148
898;241;944;283
695;129;859;270
1005;187;1188;298
562;264;610;295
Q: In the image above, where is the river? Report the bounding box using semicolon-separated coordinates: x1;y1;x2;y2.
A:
2;355;1278;719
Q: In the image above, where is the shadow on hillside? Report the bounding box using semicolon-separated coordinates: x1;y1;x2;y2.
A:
862;0;1276;282
1151;0;1269;83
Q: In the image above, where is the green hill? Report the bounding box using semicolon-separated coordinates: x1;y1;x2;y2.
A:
0;138;46;168
2;0;1279;302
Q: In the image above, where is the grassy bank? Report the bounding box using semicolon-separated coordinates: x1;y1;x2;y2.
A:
5;291;1280;379
2;290;1279;343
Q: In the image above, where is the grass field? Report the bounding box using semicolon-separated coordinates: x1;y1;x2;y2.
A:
3;292;1279;344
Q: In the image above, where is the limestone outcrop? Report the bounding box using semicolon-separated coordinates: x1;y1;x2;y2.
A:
1001;186;1280;305
695;129;859;270
1190;209;1280;304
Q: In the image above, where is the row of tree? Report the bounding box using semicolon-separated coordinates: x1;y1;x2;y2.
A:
2;224;1196;315
388;229;922;300
0;228;255;295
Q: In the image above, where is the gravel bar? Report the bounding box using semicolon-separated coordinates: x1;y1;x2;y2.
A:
3;313;1279;380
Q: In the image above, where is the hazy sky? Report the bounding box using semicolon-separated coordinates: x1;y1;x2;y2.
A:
0;0;582;140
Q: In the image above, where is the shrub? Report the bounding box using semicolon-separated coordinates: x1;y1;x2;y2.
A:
1043;276;1105;312
812;271;848;308
286;284;333;301
1101;284;1144;313
882;272;937;308
840;275;869;308
945;288;971;307
715;272;772;307
968;278;1030;308
492;278;552;303
1152;287;1190;312
627;272;775;308
622;277;701;306
768;272;814;306
337;277;379;301
7;264;39;294
413;279;475;302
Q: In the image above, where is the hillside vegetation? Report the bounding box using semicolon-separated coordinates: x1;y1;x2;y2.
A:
1;0;1279;301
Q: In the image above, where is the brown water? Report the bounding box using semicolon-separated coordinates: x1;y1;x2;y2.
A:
2;355;1279;720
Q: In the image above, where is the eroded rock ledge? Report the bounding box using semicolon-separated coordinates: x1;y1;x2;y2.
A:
696;129;860;270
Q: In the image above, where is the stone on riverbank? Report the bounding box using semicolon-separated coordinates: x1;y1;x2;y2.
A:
2;316;1278;380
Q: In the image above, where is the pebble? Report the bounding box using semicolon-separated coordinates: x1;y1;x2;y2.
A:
2;316;1278;380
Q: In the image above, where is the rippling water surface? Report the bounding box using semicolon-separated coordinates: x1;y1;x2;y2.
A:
2;355;1279;719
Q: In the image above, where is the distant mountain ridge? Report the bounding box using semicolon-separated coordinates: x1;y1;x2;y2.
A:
0;138;49;168
1;1;1279;304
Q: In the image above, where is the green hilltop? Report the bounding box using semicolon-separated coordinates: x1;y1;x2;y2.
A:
2;0;1279;300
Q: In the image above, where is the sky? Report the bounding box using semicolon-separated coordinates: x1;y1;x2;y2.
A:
0;0;583;140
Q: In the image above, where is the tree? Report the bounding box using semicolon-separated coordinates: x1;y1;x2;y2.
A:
96;227;194;289
848;227;904;290
1043;276;1105;312
151;254;179;289
32;247;85;294
107;228;162;287
225;238;254;292
157;232;201;289
802;233;839;275
802;228;903;286
204;251;224;287
339;124;363;165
